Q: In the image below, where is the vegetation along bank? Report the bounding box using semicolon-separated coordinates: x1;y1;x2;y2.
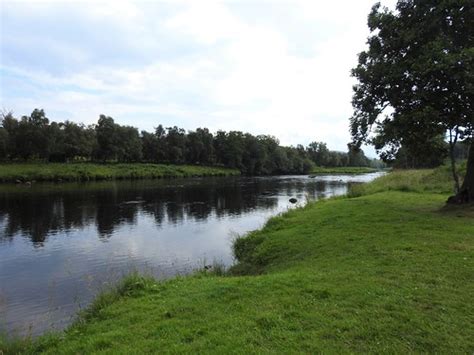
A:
0;163;240;183
3;166;473;353
0;109;383;177
0;164;384;184
309;166;379;175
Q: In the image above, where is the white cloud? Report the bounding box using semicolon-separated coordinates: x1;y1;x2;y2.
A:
1;0;397;155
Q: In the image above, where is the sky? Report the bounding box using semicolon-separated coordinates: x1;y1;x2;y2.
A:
0;0;397;155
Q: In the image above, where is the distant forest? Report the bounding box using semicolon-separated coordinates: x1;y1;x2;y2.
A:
0;109;383;175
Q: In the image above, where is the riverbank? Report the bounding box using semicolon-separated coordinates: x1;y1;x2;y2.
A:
0;163;381;184
310;166;380;175
0;163;240;183
3;168;473;353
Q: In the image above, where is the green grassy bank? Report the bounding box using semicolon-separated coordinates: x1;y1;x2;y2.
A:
2;168;473;353
0;163;240;183
310;166;380;175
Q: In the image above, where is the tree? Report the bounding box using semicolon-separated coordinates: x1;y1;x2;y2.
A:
453;141;470;161
350;0;473;203
327;151;348;167
141;131;158;162
154;125;168;162
307;141;330;166
258;135;280;174
63;121;95;161
347;144;370;167
165;126;186;164
185;128;216;165
1;112;18;159
374;132;448;168
221;131;244;169
117;126;142;162
242;133;264;175
47;121;66;162
95;115;118;162
0;127;8;160
12;109;51;160
214;130;242;169
197;128;215;165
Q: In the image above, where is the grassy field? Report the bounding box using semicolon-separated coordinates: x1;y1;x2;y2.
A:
310;166;380;175
2;168;473;353
0;163;240;183
350;164;466;197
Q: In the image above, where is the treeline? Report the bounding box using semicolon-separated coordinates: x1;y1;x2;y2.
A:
0;109;378;175
376;135;470;169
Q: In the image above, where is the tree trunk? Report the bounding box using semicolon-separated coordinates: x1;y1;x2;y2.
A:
448;128;460;193
447;141;474;204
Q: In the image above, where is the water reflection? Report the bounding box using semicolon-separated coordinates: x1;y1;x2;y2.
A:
0;173;383;337
0;178;285;244
0;177;355;245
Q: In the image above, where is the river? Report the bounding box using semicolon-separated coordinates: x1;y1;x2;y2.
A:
0;172;383;337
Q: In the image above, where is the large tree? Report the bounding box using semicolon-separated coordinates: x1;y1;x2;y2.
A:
95;115;119;162
307;141;330;166
350;0;473;203
64;121;96;161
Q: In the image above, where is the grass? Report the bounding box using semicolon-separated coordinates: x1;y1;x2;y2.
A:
2;167;473;353
310;166;380;175
350;163;467;197
0;163;240;183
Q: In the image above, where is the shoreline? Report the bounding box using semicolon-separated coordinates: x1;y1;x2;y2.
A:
0;163;240;183
0;163;384;184
2;168;473;353
309;166;381;175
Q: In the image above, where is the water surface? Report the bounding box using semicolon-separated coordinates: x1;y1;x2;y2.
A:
0;173;382;336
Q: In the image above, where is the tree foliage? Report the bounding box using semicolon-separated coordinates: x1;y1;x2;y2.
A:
1;109;380;175
351;0;473;202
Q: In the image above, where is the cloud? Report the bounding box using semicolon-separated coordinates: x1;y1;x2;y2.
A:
0;0;397;155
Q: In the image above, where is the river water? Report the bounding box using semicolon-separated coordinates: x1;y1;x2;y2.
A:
0;173;382;337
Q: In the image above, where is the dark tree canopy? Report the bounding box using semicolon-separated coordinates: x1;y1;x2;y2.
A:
1;109;383;175
351;0;474;203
